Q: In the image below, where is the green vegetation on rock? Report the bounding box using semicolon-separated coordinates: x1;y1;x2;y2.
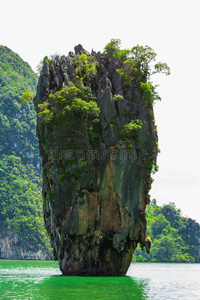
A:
120;119;143;139
103;39;170;78
103;38;170;105
50;80;99;119
39;80;100;124
73;54;97;81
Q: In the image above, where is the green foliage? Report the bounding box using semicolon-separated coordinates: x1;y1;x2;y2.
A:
22;91;35;104
73;54;97;81
145;161;159;175
119;119;143;148
103;39;170;78
130;45;171;78
0;46;52;257
36;55;52;75
64;97;99;118
0;155;51;254
153;62;171;76
131;45;156;78
120;119;143;140
38;102;54;123
140;82;161;105
151;214;170;236
0;46;39;165
103;39;170;105
116;64;136;88
113;94;124;102
42;56;51;65
118;49;131;61
39;79;101;152
89;126;103;148
102;38;121;58
46;80;100;121
103;39;131;61
132;201;200;263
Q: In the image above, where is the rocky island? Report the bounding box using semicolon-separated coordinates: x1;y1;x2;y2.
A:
34;40;169;275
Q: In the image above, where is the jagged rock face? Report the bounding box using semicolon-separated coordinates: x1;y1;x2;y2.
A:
0;230;50;260
34;45;158;275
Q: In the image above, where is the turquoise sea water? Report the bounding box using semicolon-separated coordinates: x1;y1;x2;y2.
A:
0;260;200;299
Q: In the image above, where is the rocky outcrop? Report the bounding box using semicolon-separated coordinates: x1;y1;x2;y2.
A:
34;44;158;275
0;230;51;260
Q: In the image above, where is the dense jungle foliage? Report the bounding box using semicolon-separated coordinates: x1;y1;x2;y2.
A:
133;200;200;263
0;46;52;255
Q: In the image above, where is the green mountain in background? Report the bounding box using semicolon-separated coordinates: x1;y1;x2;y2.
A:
133;200;200;263
0;46;52;259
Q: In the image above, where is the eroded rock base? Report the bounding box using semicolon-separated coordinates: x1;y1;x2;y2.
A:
59;242;134;276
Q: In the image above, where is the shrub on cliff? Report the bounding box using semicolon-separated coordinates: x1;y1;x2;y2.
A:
103;39;170;78
104;39;170;102
38;80;100;123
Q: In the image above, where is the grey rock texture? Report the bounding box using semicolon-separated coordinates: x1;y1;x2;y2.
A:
0;230;50;260
34;45;158;275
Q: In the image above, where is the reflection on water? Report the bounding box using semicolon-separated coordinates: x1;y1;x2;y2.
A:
0;260;148;300
1;260;200;299
36;276;148;300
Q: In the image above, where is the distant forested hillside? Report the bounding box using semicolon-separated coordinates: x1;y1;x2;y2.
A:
133;200;200;263
0;46;52;259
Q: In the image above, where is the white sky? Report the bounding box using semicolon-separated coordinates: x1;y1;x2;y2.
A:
1;0;200;222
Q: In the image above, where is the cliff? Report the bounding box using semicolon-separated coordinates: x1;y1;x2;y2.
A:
0;229;50;260
34;41;159;275
0;46;52;260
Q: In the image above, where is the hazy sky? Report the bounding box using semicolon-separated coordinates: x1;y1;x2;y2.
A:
1;0;200;222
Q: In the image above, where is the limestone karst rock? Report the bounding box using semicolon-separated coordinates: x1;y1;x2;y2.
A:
34;44;158;275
